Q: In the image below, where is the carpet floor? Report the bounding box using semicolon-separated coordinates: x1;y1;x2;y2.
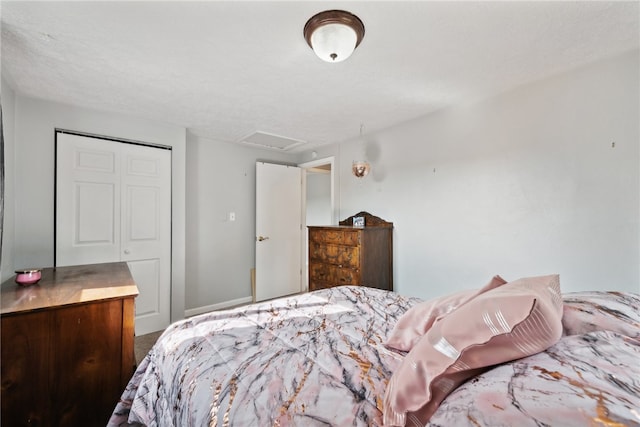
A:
134;330;164;365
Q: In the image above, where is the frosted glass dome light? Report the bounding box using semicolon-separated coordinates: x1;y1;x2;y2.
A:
304;10;365;63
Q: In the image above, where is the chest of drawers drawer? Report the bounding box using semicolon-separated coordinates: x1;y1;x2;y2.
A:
309;241;359;268
309;263;360;289
309;228;360;246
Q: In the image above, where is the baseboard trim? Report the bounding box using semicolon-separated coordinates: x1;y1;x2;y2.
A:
185;296;253;318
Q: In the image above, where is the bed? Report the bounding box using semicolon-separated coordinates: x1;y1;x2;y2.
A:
109;279;640;427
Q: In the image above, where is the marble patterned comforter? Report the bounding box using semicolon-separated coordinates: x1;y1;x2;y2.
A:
109;287;640;427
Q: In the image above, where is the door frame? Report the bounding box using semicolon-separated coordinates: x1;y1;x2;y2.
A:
298;156;336;292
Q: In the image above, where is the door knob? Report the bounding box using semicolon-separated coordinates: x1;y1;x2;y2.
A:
257;236;270;242
124;249;131;254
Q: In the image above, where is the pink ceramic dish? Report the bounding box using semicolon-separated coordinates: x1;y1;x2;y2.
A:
15;269;42;286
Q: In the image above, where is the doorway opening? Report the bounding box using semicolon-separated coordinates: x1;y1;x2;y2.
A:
299;156;335;291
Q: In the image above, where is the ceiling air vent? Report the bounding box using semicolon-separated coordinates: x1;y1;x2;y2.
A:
238;131;306;151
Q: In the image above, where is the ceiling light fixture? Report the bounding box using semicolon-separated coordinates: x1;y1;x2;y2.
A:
304;10;365;63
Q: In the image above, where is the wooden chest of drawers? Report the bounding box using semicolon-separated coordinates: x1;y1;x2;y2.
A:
308;212;393;291
1;262;138;427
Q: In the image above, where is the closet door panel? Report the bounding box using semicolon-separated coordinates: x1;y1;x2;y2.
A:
56;133;121;266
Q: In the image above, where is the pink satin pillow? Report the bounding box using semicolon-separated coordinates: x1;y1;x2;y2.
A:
385;275;507;351
383;274;564;426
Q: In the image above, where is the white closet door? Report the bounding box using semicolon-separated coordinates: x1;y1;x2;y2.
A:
56;133;171;335
120;143;171;335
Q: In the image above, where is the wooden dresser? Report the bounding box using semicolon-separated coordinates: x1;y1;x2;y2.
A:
308;212;393;291
1;262;138;427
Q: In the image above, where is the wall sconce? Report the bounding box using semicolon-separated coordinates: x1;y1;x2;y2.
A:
352;160;370;178
304;10;365;63
352;123;370;178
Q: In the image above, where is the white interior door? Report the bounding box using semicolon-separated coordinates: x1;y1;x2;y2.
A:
56;132;171;335
255;162;302;302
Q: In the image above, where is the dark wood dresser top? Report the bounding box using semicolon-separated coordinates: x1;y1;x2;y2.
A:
1;262;139;315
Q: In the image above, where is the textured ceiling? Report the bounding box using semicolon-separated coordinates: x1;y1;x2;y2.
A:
1;1;638;152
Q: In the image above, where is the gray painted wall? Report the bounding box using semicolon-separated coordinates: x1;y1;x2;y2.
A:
306;171;332;226
301;49;640;298
0;79;16;283
184;132;296;311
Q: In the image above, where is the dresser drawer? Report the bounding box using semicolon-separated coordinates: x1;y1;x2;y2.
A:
309;263;360;287
309;241;359;267
309;229;360;246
